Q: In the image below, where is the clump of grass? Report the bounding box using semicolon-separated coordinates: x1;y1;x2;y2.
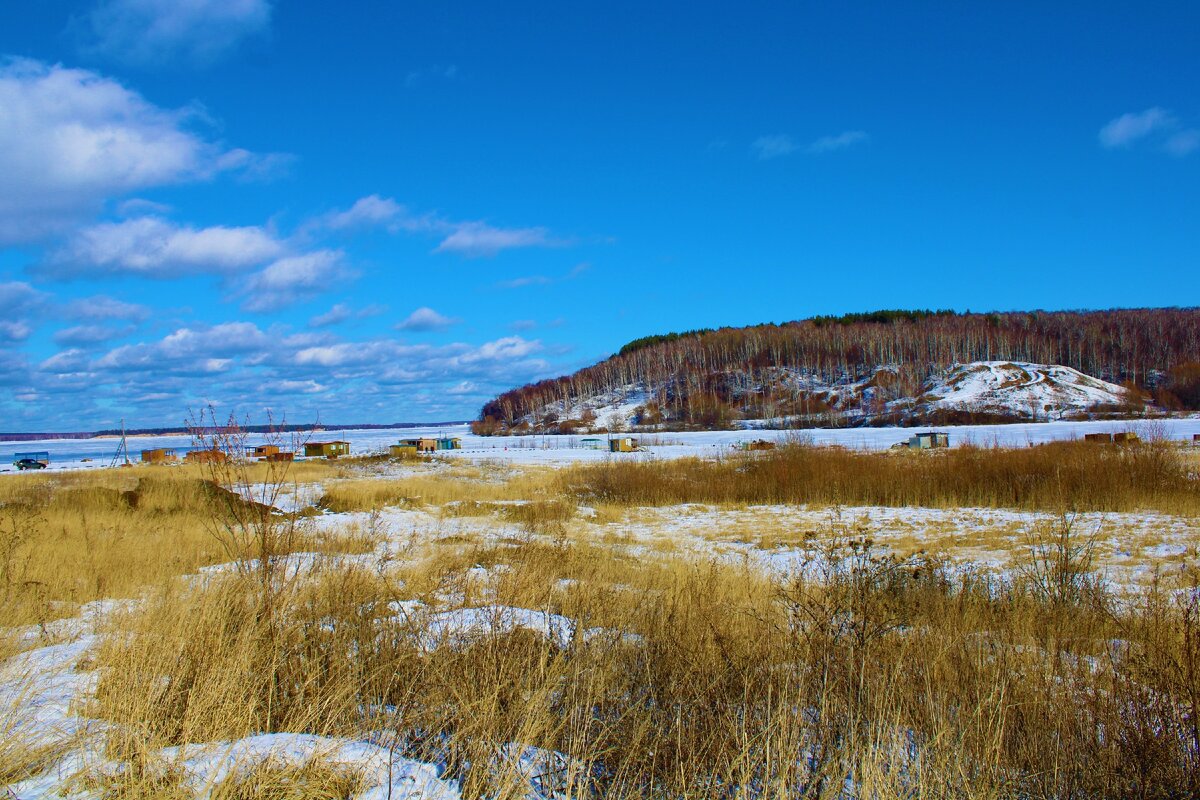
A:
66;748;191;800
314;469;558;513
92;565;398;747
210;755;364;800
317;482;420;513
499;499;576;535
0;468;378;627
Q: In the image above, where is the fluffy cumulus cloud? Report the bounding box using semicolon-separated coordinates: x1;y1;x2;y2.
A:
395;307;459;332
75;0;273;66
43;214;345;312
0;281;48;315
463;335;542;362
0;321;33;343
47;216;285;278
0;282;49;342
95;321;271;371
240;250;350;312
0;59;257;241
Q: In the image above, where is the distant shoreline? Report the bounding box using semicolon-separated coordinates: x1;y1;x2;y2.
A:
0;421;470;443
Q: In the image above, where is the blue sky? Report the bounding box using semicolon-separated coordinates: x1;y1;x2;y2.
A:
0;2;1197;430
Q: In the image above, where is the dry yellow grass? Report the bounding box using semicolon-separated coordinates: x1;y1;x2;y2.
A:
6;434;1200;797
0;465;372;628
562;439;1200;514
85;526;1200;798
315;467;558;513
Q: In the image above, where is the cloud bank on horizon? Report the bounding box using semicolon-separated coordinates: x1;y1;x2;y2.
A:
0;2;1196;430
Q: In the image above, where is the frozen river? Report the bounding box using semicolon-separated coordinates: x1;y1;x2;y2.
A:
3;417;1199;473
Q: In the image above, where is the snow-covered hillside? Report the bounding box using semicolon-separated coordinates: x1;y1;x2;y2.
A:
517;361;1143;431
922;362;1136;421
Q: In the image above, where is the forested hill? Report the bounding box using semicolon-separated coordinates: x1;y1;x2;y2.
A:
478;308;1200;432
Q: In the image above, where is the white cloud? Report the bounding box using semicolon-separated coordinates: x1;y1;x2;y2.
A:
0;282;48;315
308;302;385;328
320;195;563;257
496;262;589;290
807;130;869;154
97;321;269;370
293;340;406;369
271;379;327;394
308;303;353;328
434;222;554;257
1166;129;1200;157
497;275;553;289
752;134;797;160
396;307;460;332
75;0;273;66
7;318;564;427
39;349;92;374
241;250;350;312
0;282;48;341
1099;107;1174;148
404;64;458;88
53;324;133;347
464;335;542;362
0;321;33;343
116;197;173;216
64;295;151;321
49;216;285;278
320;195;411;231
0;59;255;241
754;131;869;159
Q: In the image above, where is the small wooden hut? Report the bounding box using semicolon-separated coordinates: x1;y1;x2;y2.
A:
140;448;178;464
304;441;351;459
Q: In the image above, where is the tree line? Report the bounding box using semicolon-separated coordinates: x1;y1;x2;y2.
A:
478;308;1200;430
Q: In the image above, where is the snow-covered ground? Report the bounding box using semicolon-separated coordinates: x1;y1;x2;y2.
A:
4;489;1197;797
3;417;1200;473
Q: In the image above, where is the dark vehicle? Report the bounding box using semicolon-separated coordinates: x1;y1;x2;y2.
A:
12;451;50;469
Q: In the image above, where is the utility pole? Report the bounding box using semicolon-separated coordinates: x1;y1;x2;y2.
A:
109;419;131;468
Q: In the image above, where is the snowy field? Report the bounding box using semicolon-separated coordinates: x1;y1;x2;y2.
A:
4;417;1200;473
